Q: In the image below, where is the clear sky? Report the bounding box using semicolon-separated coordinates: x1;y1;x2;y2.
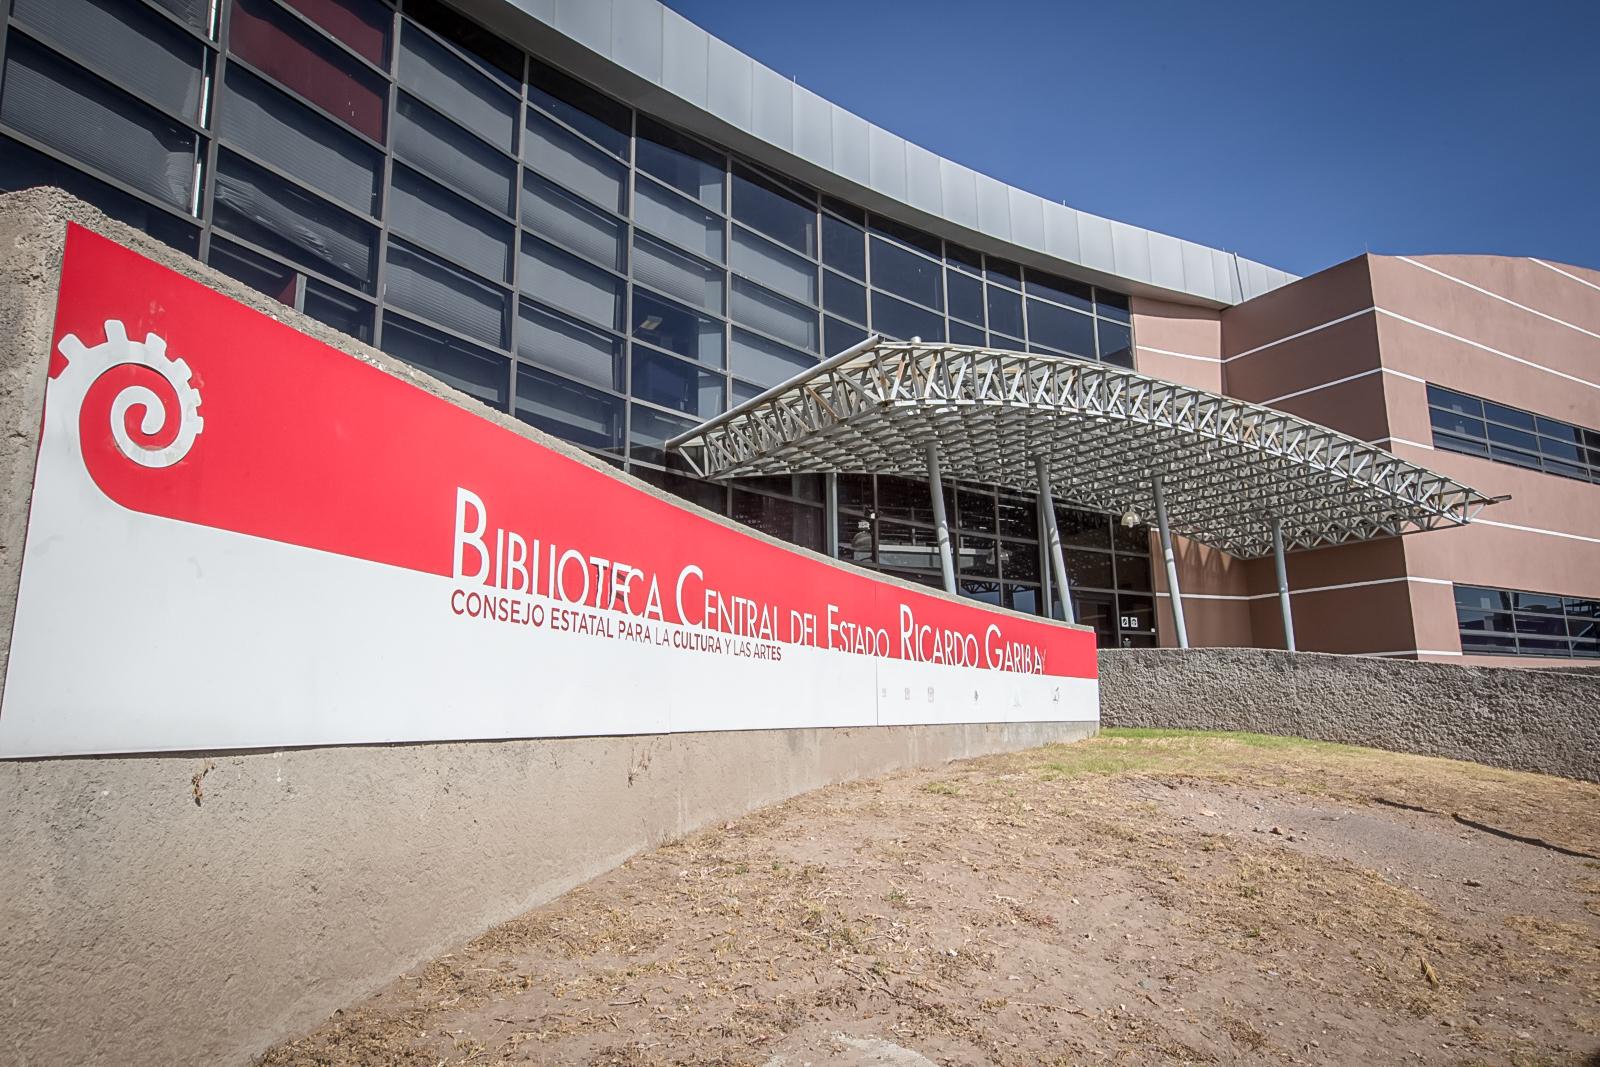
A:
661;0;1600;277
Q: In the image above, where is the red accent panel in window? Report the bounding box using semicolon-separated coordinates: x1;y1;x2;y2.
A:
280;0;390;67
229;0;386;141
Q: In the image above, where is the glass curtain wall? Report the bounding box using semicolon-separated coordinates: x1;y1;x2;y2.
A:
0;0;1150;635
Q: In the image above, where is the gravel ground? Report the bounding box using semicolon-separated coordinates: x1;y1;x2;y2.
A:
260;729;1600;1066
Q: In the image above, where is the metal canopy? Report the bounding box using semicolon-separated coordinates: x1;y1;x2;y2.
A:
667;338;1499;560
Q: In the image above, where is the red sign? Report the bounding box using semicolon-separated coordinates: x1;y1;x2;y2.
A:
0;225;1096;757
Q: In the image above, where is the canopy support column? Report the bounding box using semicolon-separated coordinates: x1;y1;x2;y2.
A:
926;441;957;594
1272;516;1296;652
824;473;839;558
1035;455;1075;624
1152;473;1189;649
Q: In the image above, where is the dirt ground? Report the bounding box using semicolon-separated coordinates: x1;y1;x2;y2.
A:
259;730;1600;1066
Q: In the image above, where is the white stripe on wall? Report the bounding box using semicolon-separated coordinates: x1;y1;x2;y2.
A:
1369;435;1434;450
1222;307;1376;363
1258;366;1422;407
1374;309;1600;393
1475;518;1600;546
1153;575;1452;602
1533;258;1600;295
1398;256;1600;344
1136;345;1221;364
1362;649;1463;658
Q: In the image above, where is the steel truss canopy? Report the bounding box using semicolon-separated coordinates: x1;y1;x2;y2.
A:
667;338;1499;559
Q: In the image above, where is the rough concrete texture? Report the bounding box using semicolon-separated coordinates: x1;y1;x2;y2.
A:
1099;648;1600;783
0;188;1096;1066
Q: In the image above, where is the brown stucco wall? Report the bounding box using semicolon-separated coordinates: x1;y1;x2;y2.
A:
0;188;1097;1067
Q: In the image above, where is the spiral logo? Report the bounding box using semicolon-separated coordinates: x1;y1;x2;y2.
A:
56;320;204;468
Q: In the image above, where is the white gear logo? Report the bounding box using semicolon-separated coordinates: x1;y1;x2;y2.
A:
55;320;204;468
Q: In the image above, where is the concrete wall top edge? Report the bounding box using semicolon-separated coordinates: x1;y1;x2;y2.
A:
469;0;1295;309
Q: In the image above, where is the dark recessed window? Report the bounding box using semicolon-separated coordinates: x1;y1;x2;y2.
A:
1025;268;1093;313
528;58;631;158
732;165;815;256
870;237;942;312
405;0;522;87
636;117;723;209
1026;299;1095;358
821;212;865;279
986;284;1023;338
1427;383;1600;485
869;291;943;342
947;269;983;326
1455;584;1600;659
868;214;941;258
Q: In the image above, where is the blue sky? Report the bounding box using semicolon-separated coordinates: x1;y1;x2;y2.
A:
662;0;1600;277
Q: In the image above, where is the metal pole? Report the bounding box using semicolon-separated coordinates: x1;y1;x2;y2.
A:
1272;516;1296;652
1035;455;1075;624
824;473;839;558
925;441;957;594
1152;474;1189;649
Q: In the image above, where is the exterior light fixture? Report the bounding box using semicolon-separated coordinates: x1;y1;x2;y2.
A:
1120;509;1141;528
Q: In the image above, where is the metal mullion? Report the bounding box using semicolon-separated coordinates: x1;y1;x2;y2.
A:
195;0;228;264
6;23;212;136
126;0;221;46
621;103;639;464
222;54;387;154
505;49;529;411
370;0;400;351
259;0;389;79
0;0;10;88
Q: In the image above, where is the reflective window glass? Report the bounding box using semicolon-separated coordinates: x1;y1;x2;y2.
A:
395;93;515;215
518;300;622;391
396;22;514;150
208;236;297;305
516;364;623;452
520;235;622;330
232;0;386;141
870;237;942;311
385;240;509;347
824;316;868;357
522;171;625;271
381;314;508;408
633;233;724;314
732;227;816;303
985;285;1023;338
732;166;815;256
821;212;865;278
389;165;512;282
525;110;626;213
1025;269;1093;312
823;271;867;325
949;321;985;346
947;269;983;325
637;177;723;261
283;0;391;66
636;116;723;208
528;58;630;158
213;149;375;290
632;290;723;367
1096;288;1131;323
15;0;206;123
1099;320;1134;367
632;347;725;419
629;405;699;466
1027;299;1095;358
303;281;373;343
732;278;818;351
870;291;943;342
730;328;813;389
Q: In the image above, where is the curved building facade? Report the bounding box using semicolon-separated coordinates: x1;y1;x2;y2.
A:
1;0;1594;664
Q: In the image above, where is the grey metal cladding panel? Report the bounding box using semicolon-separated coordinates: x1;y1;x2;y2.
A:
1180;240;1215;302
831;108;870;186
904;142;942;216
939;159;978;230
974;174;1011;242
1110;220;1151;282
749;63;793;151
1076;212;1115;274
868;124;907;202
1213;250;1239;304
1007;187;1045;250
610;0;662;85
554;0;611;54
1042;201;1080;263
1147;231;1185;294
659;7;707;108
792;86;832;169
705;35;752;130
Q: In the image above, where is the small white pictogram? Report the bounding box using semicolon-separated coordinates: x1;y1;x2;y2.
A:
56;320;203;468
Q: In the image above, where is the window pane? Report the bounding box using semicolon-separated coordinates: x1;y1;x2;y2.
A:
1433;432;1489;459
1096;289;1131;323
632;347;725;418
730;491;822;550
303;280;373;343
397;22;513;150
525;111;625;213
213;150;374;290
733;228;817;304
1483;401;1537;432
1535;417;1580;443
15;0;205;122
219;66;381;214
528;58;630;158
517;300;622;391
395;93;515;216
821;212;865;278
0;134;199;253
730;328;813;389
957;534;998;577
637;178;723;261
1098;320;1134;367
385;240;508;347
636;116;723;208
1027;299;1095;358
985;256;1021;288
947;269;983;325
986;284;1023;338
629;405;698;466
1486;422;1539;452
1115;554;1153;592
868;215;942;258
282;0;391;66
1066;551;1114;589
1026;268;1093;312
520;235;622;330
732;166;814;256
1430;407;1484;440
870;291;943;342
871;237;942;311
404;0;521;86
996;496;1037;539
1058;508;1110;549
824;316;868;356
999;540;1039;583
389;166;512;282
1426;385;1482;418
207;237;297;305
522;172;624;271
1;36;196;209
632;290;723;367
950;320;985;346
231;0;386;141
634;233;724;314
149;0;208;30
516;365;623;452
382;314;508;408
823;271;867;325
732;278;818;351
1513;591;1565;614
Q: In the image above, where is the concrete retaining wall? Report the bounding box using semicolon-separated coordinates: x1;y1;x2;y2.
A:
0;189;1095;1067
1099;648;1600;783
